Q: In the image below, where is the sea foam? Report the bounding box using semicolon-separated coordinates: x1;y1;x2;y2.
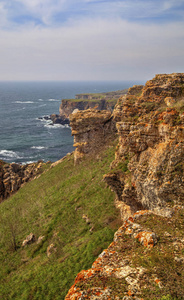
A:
31;146;48;150
0;150;21;159
14;101;34;104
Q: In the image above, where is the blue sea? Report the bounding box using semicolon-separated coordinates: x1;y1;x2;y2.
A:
0;81;141;164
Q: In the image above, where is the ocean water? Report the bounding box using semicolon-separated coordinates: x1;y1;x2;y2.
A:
0;81;141;164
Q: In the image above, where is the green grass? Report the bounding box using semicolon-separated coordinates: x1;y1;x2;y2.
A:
0;144;121;299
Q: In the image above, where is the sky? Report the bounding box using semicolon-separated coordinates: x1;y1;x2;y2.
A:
0;0;184;81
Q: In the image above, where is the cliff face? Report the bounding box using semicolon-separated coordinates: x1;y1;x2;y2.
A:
105;73;184;219
69;109;116;164
66;73;184;299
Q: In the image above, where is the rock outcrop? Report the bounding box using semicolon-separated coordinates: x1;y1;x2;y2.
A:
0;160;46;202
66;73;184;299
65;207;184;299
70;109;116;164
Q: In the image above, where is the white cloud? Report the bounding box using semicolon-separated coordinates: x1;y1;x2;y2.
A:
0;17;183;80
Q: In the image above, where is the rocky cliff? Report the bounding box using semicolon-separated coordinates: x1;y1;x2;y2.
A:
56;89;128;125
106;73;184;219
65;73;184;299
0;160;47;202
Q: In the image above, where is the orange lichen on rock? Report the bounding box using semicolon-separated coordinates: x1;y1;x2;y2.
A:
134;231;156;248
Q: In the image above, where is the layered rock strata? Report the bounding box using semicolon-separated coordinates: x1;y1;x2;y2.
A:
105;73;184;219
66;73;184;299
0;160;46;202
69;109;116;164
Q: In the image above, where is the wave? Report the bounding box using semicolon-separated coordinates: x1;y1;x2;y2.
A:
38;99;44;101
31;146;48;150
0;150;22;159
14;101;34;104
22;161;36;165
44;123;69;129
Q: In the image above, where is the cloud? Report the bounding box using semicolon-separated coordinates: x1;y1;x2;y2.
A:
0;16;184;81
0;1;183;81
1;0;184;29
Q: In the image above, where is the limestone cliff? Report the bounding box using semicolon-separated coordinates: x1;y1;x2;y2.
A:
106;73;184;219
66;73;184;299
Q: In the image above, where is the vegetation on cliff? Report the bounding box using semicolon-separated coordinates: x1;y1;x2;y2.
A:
0;144;120;299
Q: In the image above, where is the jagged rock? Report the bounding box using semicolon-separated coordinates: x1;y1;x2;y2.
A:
22;233;36;247
65;210;158;299
50;114;70;125
139;73;184;103
126;85;144;96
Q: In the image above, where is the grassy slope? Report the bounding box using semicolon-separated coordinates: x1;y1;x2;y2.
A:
0;143;121;299
63;98;117;104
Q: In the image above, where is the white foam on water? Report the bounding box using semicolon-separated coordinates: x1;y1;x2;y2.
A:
14;101;34;104
22;161;36;165
36;115;51;122
31;146;48;150
0;150;22;159
44;123;66;129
